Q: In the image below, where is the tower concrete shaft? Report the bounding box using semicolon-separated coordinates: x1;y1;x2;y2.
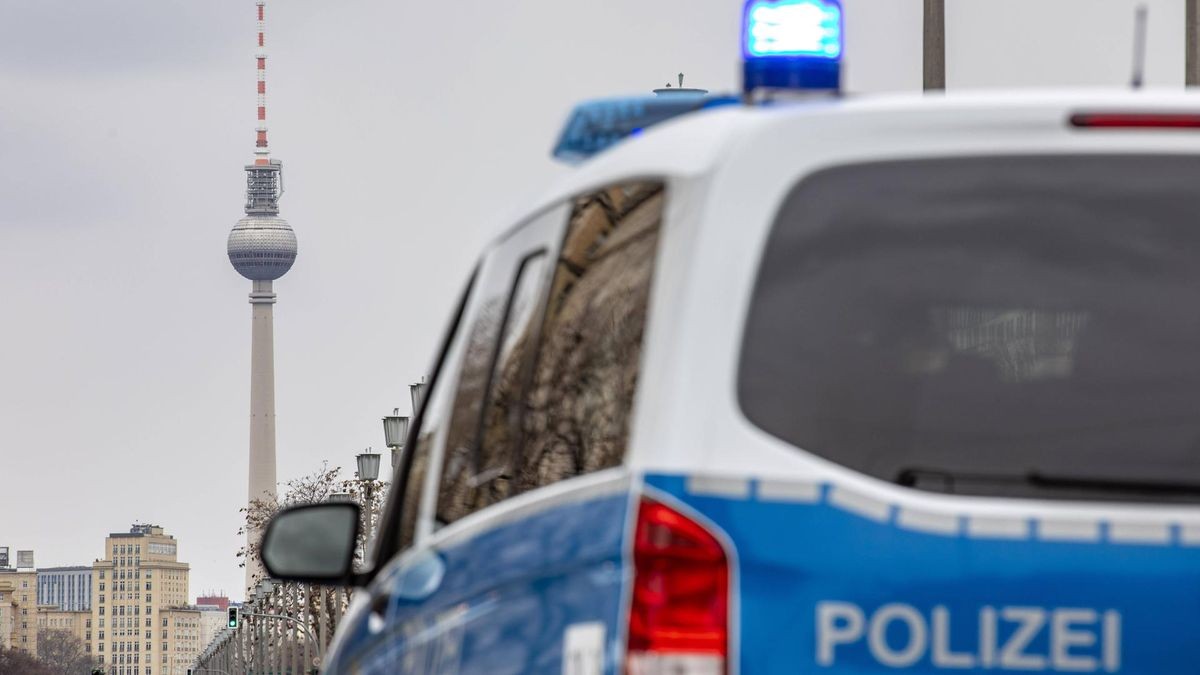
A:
246;279;278;590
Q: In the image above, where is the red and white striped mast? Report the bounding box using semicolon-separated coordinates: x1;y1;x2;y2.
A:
254;0;271;166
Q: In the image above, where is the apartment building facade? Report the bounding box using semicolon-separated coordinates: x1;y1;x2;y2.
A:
90;524;200;675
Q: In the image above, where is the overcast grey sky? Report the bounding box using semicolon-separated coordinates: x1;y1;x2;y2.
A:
0;0;1189;599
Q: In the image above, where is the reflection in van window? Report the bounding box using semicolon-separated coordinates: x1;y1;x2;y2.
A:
739;156;1200;503
435;182;665;525
514;182;664;493
438;253;549;524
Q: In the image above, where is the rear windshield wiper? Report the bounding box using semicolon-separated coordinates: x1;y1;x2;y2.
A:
897;467;1200;498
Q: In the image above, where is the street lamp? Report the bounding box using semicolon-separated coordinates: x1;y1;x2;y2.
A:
410;379;427;417
354;448;383;562
382;409;409;471
356;449;381;482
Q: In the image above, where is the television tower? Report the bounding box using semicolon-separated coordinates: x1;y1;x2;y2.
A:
227;0;297;591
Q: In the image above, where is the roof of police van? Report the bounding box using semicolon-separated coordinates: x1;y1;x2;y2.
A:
528;88;1200;213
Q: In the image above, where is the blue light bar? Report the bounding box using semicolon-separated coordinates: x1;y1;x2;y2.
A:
742;0;842;94
552;95;737;164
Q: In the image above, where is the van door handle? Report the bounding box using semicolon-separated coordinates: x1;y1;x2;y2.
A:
366;591;391;635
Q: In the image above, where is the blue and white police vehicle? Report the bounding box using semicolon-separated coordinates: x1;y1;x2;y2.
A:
260;1;1200;672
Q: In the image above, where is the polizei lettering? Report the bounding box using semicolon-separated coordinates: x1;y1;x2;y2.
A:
816;602;1122;671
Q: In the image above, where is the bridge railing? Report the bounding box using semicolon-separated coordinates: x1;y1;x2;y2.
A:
193;582;353;674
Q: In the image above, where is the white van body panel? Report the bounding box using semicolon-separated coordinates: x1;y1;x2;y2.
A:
570;91;1200;533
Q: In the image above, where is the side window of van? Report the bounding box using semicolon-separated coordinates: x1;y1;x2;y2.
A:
437;251;551;524
434;181;665;526
512;182;665;492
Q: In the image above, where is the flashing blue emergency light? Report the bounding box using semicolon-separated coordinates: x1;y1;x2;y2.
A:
552;94;737;164
742;0;843;94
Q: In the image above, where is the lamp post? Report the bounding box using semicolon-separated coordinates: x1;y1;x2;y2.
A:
410;379;427;418
355;448;382;562
382;409;410;472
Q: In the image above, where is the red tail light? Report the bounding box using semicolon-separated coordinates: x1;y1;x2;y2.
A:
627;498;729;675
1070;112;1200;129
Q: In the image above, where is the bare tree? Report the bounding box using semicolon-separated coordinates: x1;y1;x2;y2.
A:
36;630;92;675
238;462;388;580
226;462;386;668
0;646;54;675
238;462;346;581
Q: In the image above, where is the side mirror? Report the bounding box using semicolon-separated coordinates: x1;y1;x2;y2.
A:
261;502;360;584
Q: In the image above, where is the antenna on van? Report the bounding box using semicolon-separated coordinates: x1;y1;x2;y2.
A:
923;0;946;91
1188;0;1200;86
1131;3;1148;89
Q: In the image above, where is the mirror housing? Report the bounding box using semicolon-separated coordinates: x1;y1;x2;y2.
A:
260;502;361;584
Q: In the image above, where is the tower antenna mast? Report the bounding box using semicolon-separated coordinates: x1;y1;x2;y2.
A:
254;0;271;165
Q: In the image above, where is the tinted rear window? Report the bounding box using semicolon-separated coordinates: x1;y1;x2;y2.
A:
739;155;1200;502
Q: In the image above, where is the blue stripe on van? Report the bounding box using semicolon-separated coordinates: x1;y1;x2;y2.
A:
645;472;1200;674
346;490;631;675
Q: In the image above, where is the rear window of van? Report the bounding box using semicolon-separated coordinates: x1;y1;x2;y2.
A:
739;155;1200;502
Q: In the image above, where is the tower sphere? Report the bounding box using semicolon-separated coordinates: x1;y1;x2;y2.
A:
227;215;297;281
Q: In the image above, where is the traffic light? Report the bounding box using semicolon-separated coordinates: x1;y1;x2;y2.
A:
227;606;239;629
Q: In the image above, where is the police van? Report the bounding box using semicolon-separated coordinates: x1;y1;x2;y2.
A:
259;1;1200;672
